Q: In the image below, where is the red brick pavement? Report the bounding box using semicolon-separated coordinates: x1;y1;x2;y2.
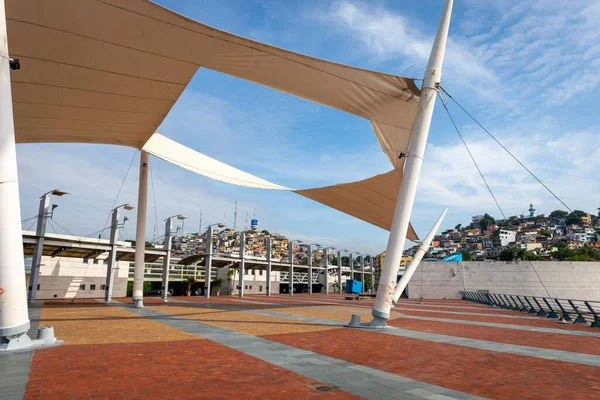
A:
388;317;600;355
262;328;600;399
25;339;360;400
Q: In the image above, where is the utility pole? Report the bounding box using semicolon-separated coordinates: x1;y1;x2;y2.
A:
234;201;237;231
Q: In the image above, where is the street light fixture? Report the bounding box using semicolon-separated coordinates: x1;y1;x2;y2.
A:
161;214;187;302
288;239;303;296
29;189;70;303
205;222;226;299
306;243;321;295
105;203;134;302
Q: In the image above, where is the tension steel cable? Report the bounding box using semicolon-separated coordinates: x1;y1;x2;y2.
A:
84;149;138;240
438;91;507;221
439;86;581;219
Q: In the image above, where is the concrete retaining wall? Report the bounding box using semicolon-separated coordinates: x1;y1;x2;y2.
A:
406;261;600;301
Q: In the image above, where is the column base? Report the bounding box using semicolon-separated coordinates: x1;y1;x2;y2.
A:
132;298;144;308
343;314;388;329
0;326;63;353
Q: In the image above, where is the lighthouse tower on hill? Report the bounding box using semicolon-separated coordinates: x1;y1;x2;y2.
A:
528;203;536;217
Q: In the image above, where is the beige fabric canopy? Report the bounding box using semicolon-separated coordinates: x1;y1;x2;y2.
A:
7;0;420;240
144;135;419;240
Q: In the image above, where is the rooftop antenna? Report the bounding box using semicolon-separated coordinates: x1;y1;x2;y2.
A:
245;211;248;231
198;211;202;232
234;201;238;231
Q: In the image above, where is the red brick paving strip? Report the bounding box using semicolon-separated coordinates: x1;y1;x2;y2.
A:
262;328;600;399
388;317;600;355
25;339;360;400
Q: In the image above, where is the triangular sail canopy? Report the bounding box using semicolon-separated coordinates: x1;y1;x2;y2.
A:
143;135;419;241
7;0;419;167
7;0;421;240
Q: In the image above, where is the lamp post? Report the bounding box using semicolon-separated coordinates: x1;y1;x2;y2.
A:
161;215;186;302
337;249;348;294
288;239;302;296
348;252;360;282
306;243;321;295
239;231;246;297
322;247;335;295
29;189;68;303
266;236;272;296
205;222;225;298
105;204;134;302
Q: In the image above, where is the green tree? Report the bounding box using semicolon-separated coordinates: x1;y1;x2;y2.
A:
538;230;551;237
461;251;473;261
455;224;462;231
261;230;270;235
549;210;568;219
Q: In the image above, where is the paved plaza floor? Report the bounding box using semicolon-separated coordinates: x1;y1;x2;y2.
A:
1;293;599;399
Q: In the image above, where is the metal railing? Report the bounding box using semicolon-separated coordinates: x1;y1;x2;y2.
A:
460;290;600;328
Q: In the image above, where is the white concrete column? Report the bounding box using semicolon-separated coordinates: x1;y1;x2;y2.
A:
349;253;354;282
266;237;272;296
337;251;342;294
105;208;120;302
307;246;313;295
0;0;30;340
161;217;172;302
132;151;149;308
323;248;329;295
288;241;294;296
360;256;365;291
28;194;50;303
205;226;213;298
372;0;453;323
238;232;245;297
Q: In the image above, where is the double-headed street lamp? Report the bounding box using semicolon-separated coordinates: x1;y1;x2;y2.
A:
321;247;335;294
306;243;321;295
288;239;303;296
204;223;225;298
348;252;361;282
161;214;186;302
29;189;69;303
337;249;349;293
105;203;134;302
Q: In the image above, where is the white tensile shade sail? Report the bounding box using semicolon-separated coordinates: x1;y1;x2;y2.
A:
7;0;420;240
144;135;419;241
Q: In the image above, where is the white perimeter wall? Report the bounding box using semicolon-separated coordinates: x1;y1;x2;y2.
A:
26;256;130;299
407;261;600;301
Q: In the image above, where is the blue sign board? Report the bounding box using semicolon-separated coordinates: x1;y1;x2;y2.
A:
442;253;463;262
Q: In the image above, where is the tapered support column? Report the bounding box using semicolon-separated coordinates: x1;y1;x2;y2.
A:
28;194;50;303
349;254;354;282
288;241;294;296
360;256;365;291
105;208;120;302
323;248;329;295
0;0;30;342
307;246;313;295
132;151;149;308
266;237;272;296
238;232;245;297
370;263;375;293
337;251;342;294
205;226;213;298
161;218;173;302
372;0;453;324
393;209;447;304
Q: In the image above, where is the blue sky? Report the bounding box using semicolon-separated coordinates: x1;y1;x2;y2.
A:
17;0;600;254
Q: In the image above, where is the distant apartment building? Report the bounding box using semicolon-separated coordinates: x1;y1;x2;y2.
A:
492;229;516;247
373;252;413;283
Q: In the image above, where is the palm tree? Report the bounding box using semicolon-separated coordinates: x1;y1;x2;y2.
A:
212;278;225;297
183;276;195;296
